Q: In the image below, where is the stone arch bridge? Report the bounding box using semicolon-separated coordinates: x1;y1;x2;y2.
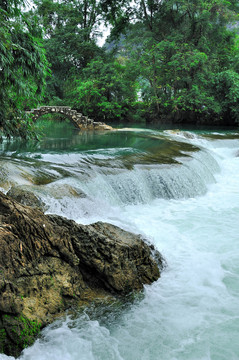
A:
27;106;112;131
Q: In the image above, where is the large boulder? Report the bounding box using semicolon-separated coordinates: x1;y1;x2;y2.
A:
0;191;163;357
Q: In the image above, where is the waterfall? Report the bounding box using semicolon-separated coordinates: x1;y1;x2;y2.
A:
41;147;220;221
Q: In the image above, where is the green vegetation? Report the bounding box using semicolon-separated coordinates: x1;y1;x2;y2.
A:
105;0;239;124
71;58;138;122
0;0;49;139
15;315;41;349
0;314;41;356
0;328;7;353
1;0;239;139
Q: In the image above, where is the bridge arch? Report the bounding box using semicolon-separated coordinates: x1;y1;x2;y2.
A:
27;106;112;130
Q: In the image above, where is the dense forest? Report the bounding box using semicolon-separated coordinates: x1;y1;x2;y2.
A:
1;0;239;138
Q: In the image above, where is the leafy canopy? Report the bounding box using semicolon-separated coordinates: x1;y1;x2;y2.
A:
105;0;239;124
0;0;49;139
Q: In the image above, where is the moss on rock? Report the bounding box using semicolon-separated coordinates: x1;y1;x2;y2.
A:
0;314;41;357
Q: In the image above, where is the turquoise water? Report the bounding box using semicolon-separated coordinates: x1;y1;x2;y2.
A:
0;120;239;360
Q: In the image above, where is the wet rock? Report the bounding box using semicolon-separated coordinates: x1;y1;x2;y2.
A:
46;184;87;199
93;124;113;131
7;186;46;211
0;191;163;357
49;216;162;293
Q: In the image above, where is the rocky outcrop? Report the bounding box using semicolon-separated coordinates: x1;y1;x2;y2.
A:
0;191;163;357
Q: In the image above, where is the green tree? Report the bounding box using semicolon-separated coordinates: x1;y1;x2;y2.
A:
0;0;49;139
33;0;105;105
106;0;239;124
213;70;239;124
71;57;138;121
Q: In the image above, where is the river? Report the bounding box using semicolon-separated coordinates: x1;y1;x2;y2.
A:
0;120;239;360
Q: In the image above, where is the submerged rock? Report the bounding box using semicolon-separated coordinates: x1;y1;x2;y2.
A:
0;191;163;357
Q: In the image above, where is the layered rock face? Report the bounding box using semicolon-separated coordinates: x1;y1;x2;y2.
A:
0;191;163;356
